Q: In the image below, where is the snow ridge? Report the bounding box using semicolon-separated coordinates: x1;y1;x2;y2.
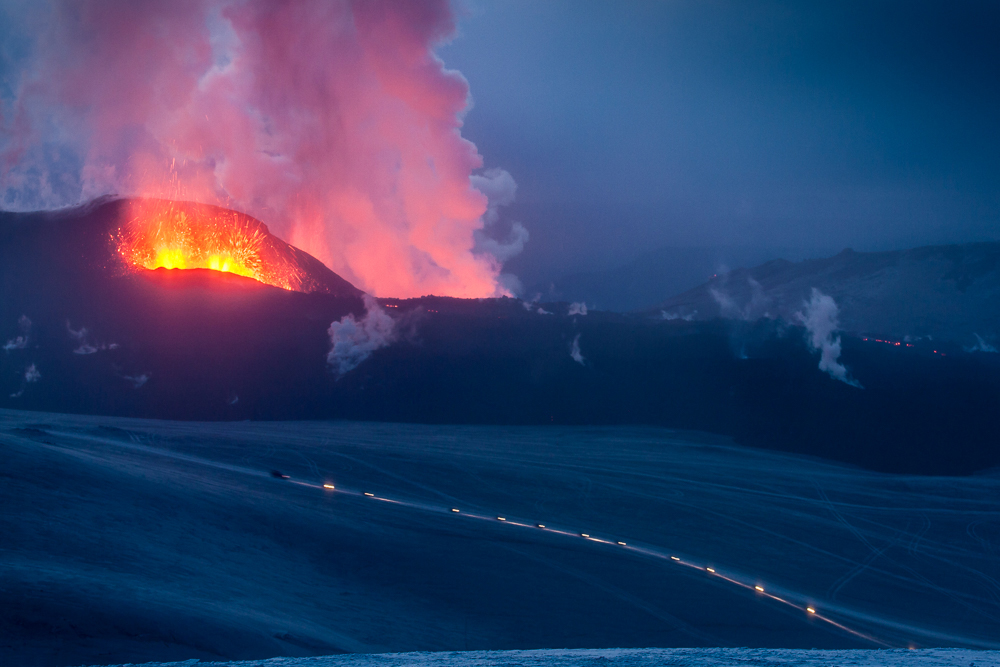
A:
83;647;999;667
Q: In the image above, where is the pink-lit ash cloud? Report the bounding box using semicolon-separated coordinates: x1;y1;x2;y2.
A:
0;0;519;298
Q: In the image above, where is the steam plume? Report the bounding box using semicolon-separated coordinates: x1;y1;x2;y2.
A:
966;334;997;354
67;321;117;354
797;288;861;387
3;315;31;351
327;295;396;376
24;363;40;383
661;310;695;321
569;334;585;365
0;0;519;298
568;302;587;316
710;277;768;320
11;362;41;398
124;374;150;389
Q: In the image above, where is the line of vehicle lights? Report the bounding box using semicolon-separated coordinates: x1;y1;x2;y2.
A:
861;337;947;355
300;478;889;647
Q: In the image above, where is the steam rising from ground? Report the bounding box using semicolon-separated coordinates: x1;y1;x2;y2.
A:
3;316;31;351
67;321;117;354
327;296;397;377
0;0;519;298
966;334;997;354
711;277;768;321
797;289;861;387
10;362;40;398
124;373;150;389
569;334;585;365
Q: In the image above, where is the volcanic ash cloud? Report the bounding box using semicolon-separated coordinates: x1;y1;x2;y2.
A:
0;0;521;299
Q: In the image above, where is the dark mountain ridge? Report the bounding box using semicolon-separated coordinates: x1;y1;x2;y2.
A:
650;243;1000;347
1;200;999;475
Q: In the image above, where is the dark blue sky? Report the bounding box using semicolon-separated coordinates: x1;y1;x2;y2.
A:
441;0;1000;283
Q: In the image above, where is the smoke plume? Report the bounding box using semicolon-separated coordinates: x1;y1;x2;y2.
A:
327;295;396;376
567;302;587;316
796;288;861;387
0;0;519;298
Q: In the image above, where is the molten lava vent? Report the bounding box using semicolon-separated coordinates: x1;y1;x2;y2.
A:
115;199;361;296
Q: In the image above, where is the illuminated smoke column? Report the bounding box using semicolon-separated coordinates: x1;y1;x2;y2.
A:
0;0;516;298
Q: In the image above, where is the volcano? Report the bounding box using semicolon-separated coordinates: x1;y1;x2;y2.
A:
2;198;1000;475
5;196;364;297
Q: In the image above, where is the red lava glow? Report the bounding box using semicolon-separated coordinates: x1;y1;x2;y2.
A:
116;200;295;291
862;337;915;348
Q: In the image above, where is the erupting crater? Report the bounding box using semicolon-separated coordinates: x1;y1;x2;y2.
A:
115;199;362;297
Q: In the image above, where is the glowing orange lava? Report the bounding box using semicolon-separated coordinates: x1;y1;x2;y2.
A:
116;200;295;290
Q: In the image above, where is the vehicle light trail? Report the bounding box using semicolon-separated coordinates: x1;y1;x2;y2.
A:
21;426;998;651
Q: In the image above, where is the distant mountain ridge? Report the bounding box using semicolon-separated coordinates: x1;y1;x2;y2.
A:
525;245;826;312
650;243;1000;346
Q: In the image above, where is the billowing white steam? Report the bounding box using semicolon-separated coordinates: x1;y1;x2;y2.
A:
327;295;397;376
797;288;861;387
568;302;588;316
3;315;31;352
471;169;527;263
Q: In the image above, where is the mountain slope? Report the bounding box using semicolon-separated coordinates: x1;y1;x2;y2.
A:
650;244;1000;346
524;245;824;312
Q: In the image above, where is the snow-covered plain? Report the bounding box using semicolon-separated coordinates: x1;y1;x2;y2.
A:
83;647;1000;667
2;409;999;665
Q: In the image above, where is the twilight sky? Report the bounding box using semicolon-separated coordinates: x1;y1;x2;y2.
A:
441;0;1000;284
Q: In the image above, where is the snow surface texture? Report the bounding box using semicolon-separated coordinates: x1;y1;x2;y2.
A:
83;647;1000;667
4;409;1000;665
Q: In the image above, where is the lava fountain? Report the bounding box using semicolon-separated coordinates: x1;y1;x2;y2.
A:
115;199;362;297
